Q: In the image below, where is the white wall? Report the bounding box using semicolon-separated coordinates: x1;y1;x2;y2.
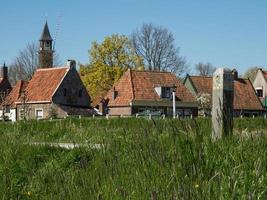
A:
253;70;267;98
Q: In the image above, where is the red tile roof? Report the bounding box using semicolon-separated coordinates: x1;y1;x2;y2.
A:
24;67;68;102
262;70;267;80
5;80;28;107
190;76;213;95
105;70;196;106
189;76;263;110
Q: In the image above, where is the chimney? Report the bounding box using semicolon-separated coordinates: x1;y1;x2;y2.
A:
232;68;238;80
67;59;76;69
0;63;8;80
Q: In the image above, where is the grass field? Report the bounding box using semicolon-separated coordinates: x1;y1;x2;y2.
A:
0;117;266;199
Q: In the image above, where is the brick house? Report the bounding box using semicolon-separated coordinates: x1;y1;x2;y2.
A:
183;70;264;117
2;21;93;121
253;69;267;108
12;63;92;120
103;69;198;117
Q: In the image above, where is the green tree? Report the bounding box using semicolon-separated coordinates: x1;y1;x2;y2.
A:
80;34;144;102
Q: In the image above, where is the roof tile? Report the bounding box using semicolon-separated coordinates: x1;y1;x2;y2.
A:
24;67;68;102
105;70;196;106
189;76;263;110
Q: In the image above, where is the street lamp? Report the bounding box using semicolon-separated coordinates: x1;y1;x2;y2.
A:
172;85;177;119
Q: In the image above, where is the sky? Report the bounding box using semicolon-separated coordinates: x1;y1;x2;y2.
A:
0;0;267;75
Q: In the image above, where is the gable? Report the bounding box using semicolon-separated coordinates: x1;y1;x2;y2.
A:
52;67;91;107
183;75;198;96
253;69;267;89
5;80;28;107
105;69;134;106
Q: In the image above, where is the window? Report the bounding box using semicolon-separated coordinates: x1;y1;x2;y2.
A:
162;87;171;99
78;89;82;98
63;88;67;96
45;41;50;47
256;89;263;97
35;109;43;119
5;106;10;113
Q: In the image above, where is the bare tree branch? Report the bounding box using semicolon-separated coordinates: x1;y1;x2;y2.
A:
8;42;61;85
131;23;188;76
195;62;216;76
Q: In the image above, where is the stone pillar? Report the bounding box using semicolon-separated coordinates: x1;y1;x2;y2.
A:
211;68;234;140
172;90;176;119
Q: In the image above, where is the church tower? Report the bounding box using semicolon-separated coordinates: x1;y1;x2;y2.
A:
39;21;54;68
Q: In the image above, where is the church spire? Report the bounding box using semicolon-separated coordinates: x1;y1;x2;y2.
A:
40;21;53;41
39;21;54;68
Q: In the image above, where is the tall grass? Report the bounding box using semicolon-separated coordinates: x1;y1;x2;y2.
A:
0;118;266;199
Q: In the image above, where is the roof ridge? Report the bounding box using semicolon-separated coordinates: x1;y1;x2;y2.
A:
131;69;172;74
129;69;135;100
190;75;212;78
36;67;68;71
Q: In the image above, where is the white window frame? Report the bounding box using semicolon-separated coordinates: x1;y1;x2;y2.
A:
35;108;44;120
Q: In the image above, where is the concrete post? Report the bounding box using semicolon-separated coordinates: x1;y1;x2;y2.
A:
162;114;165;119
211;68;234;140
106;114;109;119
93;114;95;119
135;113;138;118
149;114;152;120
172;85;177;119
172;90;176;119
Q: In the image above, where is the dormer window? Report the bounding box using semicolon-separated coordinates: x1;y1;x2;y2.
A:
162;87;171;99
154;86;172;99
256;89;263;97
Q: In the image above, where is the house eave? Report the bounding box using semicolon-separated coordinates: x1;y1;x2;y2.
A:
15;100;52;104
131;99;198;107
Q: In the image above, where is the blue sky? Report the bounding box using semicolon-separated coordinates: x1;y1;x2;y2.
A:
0;0;267;74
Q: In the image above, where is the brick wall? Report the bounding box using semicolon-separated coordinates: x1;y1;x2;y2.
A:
16;103;67;120
108;106;132;116
53;68;91;107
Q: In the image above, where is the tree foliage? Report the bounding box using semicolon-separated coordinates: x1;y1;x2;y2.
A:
195;62;216;76
80;34;144;102
243;66;262;82
131;23;188;76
